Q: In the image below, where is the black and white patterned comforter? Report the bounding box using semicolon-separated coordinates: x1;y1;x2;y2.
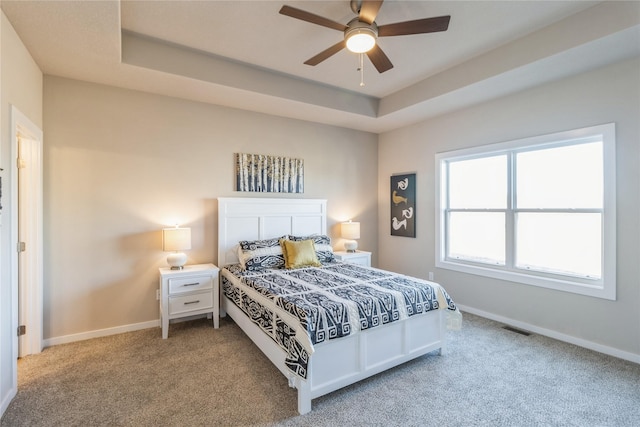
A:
221;261;460;379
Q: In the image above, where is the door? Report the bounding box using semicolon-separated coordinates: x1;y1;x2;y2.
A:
17;134;43;357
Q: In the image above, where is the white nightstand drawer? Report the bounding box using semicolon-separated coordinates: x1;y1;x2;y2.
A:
169;291;214;315
168;276;212;295
334;251;372;267
343;255;369;266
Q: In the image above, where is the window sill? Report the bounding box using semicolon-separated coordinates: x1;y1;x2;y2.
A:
436;259;615;300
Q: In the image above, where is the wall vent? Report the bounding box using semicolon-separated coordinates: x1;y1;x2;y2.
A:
502;325;531;336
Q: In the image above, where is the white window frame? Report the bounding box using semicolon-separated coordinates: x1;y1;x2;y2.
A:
435;123;616;300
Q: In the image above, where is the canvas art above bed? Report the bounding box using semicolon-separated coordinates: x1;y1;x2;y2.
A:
235;153;304;193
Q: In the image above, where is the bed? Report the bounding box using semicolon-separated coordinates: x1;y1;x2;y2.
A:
217;197;460;414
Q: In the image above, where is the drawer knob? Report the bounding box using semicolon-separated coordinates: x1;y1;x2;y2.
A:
184;300;200;305
182;282;200;287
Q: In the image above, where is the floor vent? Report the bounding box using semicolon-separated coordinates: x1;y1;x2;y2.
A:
502;326;532;336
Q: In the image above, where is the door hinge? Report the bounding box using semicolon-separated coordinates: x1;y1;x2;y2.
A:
17;325;26;336
17;241;26;252
16;157;26;169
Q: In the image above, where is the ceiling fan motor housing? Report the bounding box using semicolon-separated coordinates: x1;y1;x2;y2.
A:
350;0;364;15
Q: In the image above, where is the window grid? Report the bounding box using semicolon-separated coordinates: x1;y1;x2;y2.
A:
444;151;604;278
506;152;515;269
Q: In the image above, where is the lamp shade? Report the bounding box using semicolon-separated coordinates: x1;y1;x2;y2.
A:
341;221;360;240
162;227;191;252
162;227;191;270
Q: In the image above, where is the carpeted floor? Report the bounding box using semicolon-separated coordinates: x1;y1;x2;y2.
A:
2;312;639;426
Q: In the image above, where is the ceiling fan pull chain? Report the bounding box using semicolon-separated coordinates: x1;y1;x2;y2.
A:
359;53;365;87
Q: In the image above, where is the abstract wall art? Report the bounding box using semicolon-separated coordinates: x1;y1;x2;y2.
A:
390;173;415;237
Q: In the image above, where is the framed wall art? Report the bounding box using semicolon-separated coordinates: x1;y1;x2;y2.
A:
390;173;415;237
235;153;304;193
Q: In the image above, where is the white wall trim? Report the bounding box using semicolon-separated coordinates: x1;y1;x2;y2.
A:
458;304;640;364
0;385;17;420
44;320;160;347
42;313;218;347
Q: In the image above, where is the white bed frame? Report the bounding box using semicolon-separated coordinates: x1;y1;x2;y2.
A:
217;197;446;414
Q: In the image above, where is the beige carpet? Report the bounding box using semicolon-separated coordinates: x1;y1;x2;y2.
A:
2;312;639;426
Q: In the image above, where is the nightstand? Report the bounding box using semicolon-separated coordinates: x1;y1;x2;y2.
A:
334;250;371;267
159;263;219;339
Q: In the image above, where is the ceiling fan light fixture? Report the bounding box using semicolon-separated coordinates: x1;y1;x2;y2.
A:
345;20;377;53
346;30;376;53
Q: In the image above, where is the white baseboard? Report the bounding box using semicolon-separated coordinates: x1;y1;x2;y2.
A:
458;304;640;365
42;314;214;348
1;387;17;419
43;319;160;348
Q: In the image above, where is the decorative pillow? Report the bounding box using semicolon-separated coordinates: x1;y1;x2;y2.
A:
281;239;321;269
289;234;335;262
237;236;287;271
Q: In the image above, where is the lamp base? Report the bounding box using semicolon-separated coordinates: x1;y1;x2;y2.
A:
344;240;358;253
167;252;187;270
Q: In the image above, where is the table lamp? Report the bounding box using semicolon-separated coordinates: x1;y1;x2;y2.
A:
341;220;360;253
162;226;191;269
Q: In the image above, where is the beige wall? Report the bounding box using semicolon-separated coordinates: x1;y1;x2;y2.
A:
43;76;378;340
0;10;43;412
378;58;640;358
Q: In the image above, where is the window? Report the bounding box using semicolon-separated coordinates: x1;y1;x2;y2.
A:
435;123;616;300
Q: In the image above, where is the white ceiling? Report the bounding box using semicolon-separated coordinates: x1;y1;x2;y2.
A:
1;0;639;133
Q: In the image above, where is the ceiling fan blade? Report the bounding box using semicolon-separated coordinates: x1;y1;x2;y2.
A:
378;15;451;37
366;45;393;73
279;5;347;32
304;40;347;66
359;1;384;25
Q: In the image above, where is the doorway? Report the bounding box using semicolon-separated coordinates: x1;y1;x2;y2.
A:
11;105;43;358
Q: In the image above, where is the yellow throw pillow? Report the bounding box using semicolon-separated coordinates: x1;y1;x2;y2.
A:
281;239;321;269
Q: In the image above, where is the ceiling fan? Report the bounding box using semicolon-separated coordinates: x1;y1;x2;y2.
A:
279;0;451;74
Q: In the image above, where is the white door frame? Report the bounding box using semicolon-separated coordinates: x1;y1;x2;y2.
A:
11;105;43;358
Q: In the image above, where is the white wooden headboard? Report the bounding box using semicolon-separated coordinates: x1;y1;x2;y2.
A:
217;197;327;267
